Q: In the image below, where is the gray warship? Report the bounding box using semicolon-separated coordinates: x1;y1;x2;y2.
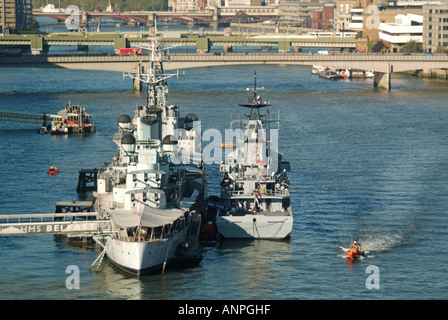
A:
91;33;206;275
213;72;293;239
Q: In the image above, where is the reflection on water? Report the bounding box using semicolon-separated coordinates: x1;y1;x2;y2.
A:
92;264;144;300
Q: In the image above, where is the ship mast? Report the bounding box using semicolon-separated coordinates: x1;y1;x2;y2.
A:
239;71;271;119
123;18;178;113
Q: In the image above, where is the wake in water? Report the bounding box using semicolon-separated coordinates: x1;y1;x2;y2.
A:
338;233;403;260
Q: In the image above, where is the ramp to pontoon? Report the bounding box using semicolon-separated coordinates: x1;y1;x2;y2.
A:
0;212;111;236
0;110;61;124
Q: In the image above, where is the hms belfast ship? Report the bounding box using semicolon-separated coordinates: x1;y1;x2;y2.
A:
92;34;206;275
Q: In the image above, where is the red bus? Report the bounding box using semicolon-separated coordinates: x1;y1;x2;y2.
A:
117;48;143;56
0;48;22;57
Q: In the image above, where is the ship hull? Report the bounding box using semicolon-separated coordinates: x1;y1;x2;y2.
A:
105;228;189;276
216;213;293;240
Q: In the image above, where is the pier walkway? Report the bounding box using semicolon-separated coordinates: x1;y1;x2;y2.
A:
0;212;111;236
0;110;60;124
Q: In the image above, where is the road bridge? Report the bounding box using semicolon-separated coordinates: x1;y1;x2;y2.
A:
1;53;447;89
33;9;212;24
0;32;358;54
33;8;278;24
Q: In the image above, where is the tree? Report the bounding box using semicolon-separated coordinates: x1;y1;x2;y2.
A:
435;45;448;54
368;39;386;53
234;10;249;23
400;41;423;53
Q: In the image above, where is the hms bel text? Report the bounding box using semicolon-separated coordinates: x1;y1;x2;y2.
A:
0;222;97;235
178;304;271;317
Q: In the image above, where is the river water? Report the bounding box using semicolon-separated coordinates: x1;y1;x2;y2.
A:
0;56;448;300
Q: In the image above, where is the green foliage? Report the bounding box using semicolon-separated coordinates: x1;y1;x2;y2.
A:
400;41;423;53
435;45;448;54
32;0;167;11
234;10;249;23
367;39;386;53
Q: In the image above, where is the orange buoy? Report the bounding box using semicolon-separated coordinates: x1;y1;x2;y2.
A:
200;221;217;240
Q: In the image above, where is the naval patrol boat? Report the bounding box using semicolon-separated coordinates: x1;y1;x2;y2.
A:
92;34;206;275
214;72;293;239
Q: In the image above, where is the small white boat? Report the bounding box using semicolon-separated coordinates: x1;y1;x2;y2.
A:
365;70;374;78
312;65;327;74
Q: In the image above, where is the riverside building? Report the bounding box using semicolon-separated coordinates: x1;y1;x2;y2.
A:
0;0;32;34
423;0;448;52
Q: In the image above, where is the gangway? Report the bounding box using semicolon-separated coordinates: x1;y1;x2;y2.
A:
0;110;61;124
0;212;112;236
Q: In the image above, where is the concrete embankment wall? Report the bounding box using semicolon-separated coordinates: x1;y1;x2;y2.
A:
408;68;448;80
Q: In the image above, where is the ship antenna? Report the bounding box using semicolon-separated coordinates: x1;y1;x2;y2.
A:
239;71;270;119
253;71;257;101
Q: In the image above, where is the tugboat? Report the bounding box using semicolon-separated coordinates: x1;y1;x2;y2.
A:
212;72;293;239
91;29;206;275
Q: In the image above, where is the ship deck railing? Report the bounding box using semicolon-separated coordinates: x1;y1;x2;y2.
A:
0;212;114;236
221;188;289;198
